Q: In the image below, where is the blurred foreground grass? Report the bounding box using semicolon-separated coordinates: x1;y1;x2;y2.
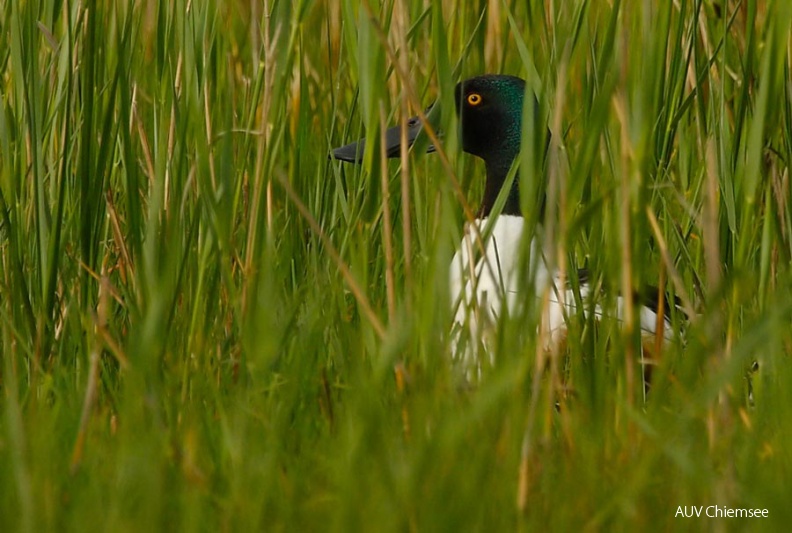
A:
1;0;791;531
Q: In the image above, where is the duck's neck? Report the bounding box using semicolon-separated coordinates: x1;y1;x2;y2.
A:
478;159;520;218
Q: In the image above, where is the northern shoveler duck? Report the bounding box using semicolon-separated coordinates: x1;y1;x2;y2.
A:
332;75;680;375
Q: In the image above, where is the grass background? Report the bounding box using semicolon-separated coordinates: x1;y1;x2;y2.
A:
1;0;791;530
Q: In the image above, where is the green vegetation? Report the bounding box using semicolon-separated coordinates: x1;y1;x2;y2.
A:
1;0;791;530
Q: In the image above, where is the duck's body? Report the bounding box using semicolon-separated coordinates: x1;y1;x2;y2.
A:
332;74;678;369
449;214;673;372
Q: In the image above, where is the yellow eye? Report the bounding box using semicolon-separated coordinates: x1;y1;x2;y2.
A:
467;93;482;106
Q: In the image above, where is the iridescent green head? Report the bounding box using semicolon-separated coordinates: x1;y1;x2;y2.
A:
332;74;530;169
331;74;537;216
454;75;526;169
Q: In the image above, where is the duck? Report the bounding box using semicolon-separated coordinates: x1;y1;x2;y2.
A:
331;74;680;375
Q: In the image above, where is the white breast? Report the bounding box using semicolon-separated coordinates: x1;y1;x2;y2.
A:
449;215;539;370
449;215;672;373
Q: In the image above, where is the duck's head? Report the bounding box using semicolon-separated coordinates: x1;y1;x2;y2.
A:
331;75;538;216
453;75;525;168
332;74;529;168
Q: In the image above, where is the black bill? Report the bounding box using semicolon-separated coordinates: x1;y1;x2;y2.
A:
331;110;437;163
